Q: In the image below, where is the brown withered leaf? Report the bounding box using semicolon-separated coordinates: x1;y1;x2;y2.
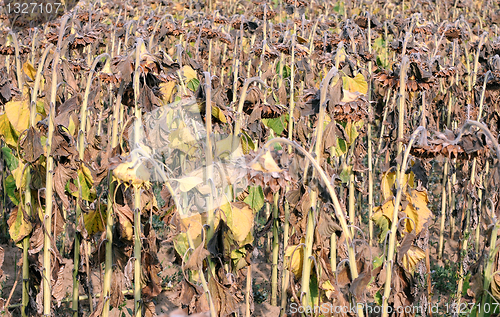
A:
459;132;486;154
144;301;156;317
52;264;66;306
349;271;373;300
29;225;44;255
20;127;44;163
185;243;210;271
51;125;78;158
89;298;104;317
397;232;417;265
178;279;210;314
321;121;339;154
54;160;78;209
62;60;79;93
92;231;133;271
317;210;341;237
142;251;163;300
208;277;239;317
110;269;125;308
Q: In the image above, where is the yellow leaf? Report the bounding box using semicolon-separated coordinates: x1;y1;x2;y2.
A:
376;200;395;220
372;209;390;242
342;73;368;95
181;65;197;81
345;120;363;145
374;188;431;234
0;114;19;147
12;162;27;189
250;151;282;173
402;246;426;274
322;280;337;300
8;207;32;243
215;135;233;159
113;160;151;187
160;81;177;103
23;62;36;81
180;213;204;243
68;114;77;136
211;106;227;123
214;200;254;244
381;171;397;200
119;217;134;241
285;244;304;278
215;134;243;159
380;171;415;201
228;201;254;244
5;98;30;133
403;189;432;234
84;207;106;236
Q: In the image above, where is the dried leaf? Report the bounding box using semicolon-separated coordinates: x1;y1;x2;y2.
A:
250;151;282;173
20;127;44;163
401;246;426;274
185;243;210;270
110;269;125;308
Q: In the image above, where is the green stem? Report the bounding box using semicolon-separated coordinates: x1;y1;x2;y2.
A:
396;57;409;159
8;32;23;92
367;13;374;247
77;53;110;157
102;81;124;317
43;101;56;317
348;142;356;237
133;38;145;317
271;192;279;306
203;72;215;242
280;198;291;316
21;179;30;317
45;14;70;316
437;161;449;259
21;40;53;317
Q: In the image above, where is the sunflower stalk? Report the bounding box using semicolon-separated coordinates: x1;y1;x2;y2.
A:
381;126;426;317
460;120;500;317
45;15;70;317
19;40;53;317
102;80;124;317
258;137;361;316
367;12;374;247
271;191;280;306
32;43;54;317
73;52;110;315
8;32;23;92
279;31;296;315
299;66;337;307
233;77;266;151
132;38;144;317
